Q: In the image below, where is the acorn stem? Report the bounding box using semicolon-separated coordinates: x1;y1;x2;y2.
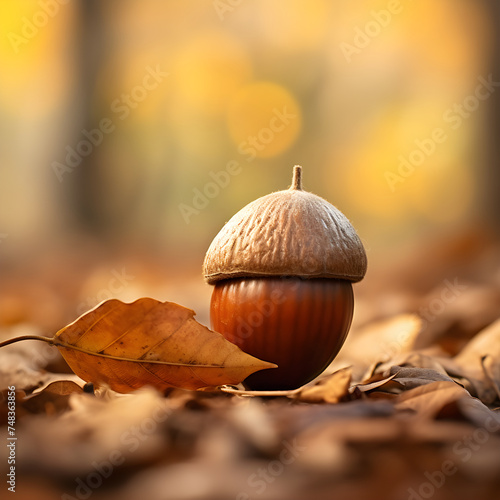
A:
291;165;303;190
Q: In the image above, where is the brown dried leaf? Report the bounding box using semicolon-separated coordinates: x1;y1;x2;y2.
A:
454;318;500;404
22;380;85;415
395;381;471;418
55;298;277;392
296;367;352;404
331;314;422;380
375;351;451;377
352;371;402;394
452;394;500;428
1;299;277;393
30;379;84;397
389;366;457;390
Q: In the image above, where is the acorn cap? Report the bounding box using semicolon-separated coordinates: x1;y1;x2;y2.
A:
203;166;367;284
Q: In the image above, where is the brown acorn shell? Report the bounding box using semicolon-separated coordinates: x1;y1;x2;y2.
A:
210;277;354;390
203;168;367;284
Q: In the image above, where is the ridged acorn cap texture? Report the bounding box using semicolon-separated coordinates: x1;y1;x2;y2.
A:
203;166;367;284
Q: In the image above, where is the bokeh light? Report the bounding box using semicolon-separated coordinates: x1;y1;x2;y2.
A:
226;82;302;159
0;0;497;278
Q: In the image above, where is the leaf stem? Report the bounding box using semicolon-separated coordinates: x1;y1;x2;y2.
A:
0;335;54;349
219;385;302;397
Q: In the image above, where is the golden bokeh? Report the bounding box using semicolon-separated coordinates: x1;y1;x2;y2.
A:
226;81;302;159
171;32;252;117
253;0;331;50
336;99;477;227
0;0;495;257
0;1;76;117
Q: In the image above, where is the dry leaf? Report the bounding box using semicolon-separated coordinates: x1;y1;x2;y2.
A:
352;371;402;394
296;368;352;404
22;380;84;415
452;394;500;428
0;299;276;393
388;366;457;390
330;314;422;381
57;298;278;392
30;379;84;397
454;318;500;404
395;381;471;418
375;351;451;377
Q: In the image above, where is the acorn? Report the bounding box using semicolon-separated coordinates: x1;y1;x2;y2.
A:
203;165;367;390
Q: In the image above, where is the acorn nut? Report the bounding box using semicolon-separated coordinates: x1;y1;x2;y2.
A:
203;165;367;390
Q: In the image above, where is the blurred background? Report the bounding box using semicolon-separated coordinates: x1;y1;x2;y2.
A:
0;0;499;332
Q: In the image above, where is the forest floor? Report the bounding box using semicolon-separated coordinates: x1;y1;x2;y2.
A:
1;228;500;500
